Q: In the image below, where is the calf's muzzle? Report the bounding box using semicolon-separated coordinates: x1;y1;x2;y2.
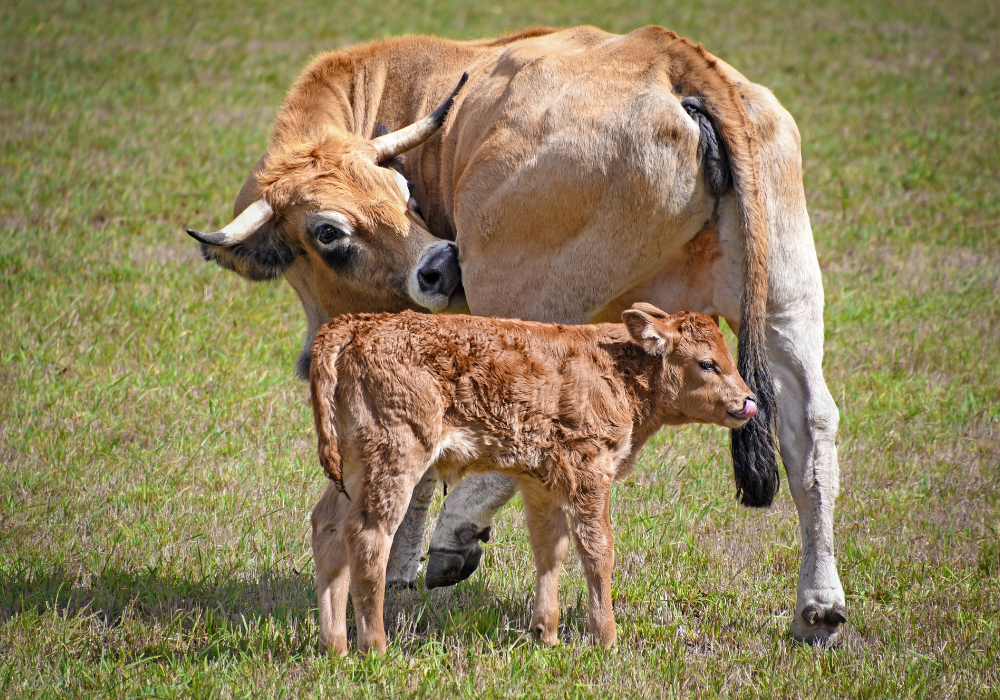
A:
730;396;757;419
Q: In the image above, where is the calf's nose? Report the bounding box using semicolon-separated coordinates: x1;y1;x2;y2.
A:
736;397;757;419
417;243;461;298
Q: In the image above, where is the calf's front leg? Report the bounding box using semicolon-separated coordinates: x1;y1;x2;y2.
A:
570;491;616;648
519;480;570;646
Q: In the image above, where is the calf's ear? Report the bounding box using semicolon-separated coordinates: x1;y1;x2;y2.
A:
623;309;678;356
628;301;671;321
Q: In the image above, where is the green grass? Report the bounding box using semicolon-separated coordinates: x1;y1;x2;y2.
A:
2;0;998;696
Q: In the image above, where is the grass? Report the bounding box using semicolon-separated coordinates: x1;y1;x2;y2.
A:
1;0;998;696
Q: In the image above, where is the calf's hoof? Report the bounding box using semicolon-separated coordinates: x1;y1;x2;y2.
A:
790;601;847;647
424;525;490;589
530;621;560;647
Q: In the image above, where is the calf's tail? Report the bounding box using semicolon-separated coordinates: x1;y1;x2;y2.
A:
310;325;354;498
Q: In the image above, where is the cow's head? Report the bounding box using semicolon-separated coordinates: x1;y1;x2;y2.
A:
622;303;757;429
188;75;468;323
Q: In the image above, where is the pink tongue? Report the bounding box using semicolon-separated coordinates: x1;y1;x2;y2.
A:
740;400;758;418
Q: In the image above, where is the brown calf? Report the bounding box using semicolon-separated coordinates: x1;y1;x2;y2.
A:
309;302;756;654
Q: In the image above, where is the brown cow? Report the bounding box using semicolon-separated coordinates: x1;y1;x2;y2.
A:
189;26;847;645
308;303;756;654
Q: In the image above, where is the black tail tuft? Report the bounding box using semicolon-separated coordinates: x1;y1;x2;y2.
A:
731;326;780;507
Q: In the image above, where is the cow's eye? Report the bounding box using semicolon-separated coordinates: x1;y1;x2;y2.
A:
699;360;716;372
315;223;345;245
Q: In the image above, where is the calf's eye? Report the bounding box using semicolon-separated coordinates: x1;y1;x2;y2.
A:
699;360;715;372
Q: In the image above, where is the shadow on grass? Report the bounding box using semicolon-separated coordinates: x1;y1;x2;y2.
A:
0;563;316;628
0;562;547;653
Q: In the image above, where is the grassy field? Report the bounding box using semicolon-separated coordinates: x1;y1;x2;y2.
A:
2;0;998;696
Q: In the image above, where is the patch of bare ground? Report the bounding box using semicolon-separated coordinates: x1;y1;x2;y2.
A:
0;213;31;233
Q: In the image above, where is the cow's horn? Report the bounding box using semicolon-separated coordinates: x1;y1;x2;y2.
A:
372;72;468;163
186;198;274;246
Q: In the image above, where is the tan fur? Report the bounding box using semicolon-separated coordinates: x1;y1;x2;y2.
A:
219;26;768;331
309;304;754;653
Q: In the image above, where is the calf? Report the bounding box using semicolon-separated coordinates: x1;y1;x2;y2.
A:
309;303;756;654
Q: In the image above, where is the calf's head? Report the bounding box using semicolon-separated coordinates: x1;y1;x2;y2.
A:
622;303;756;429
188;75;468;316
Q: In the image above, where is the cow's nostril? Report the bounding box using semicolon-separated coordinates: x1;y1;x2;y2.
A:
419;271;442;288
417;244;461;298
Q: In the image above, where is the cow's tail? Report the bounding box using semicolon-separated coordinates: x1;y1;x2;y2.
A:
310;324;354;499
669;32;780;507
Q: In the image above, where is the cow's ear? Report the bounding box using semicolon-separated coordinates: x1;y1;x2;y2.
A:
623;309;677;356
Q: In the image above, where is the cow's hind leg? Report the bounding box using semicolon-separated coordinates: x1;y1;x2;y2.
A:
424;471;516;588
312;482;352;655
728;82;846;644
519;479;570;646
768;310;846;645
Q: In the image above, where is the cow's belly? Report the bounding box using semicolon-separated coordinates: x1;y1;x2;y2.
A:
452;123;714;323
589;217;742;330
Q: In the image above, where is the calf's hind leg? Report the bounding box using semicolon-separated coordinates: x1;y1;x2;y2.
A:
311;482;352;655
344;467;425;654
519;480;570;646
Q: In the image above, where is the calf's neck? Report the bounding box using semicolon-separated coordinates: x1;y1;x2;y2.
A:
309;302;755;654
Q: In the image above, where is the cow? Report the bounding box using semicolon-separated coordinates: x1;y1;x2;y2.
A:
187;25;846;645
308;304;759;653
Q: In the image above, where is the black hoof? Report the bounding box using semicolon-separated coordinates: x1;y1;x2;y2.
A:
424;544;483;589
386;579;417;591
793;603;847;647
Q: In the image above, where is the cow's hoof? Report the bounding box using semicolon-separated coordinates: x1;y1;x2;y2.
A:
790;602;847;647
386;579;417;591
424;544;483;589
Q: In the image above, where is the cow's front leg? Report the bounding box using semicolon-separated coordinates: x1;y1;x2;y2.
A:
768;314;847;645
385;469;437;588
425;471;517;588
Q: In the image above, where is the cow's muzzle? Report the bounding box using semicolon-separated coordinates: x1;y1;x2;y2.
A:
411;242;462;312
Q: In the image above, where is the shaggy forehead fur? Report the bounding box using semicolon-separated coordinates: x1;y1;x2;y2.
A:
255;128;402;225
673;311;722;344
